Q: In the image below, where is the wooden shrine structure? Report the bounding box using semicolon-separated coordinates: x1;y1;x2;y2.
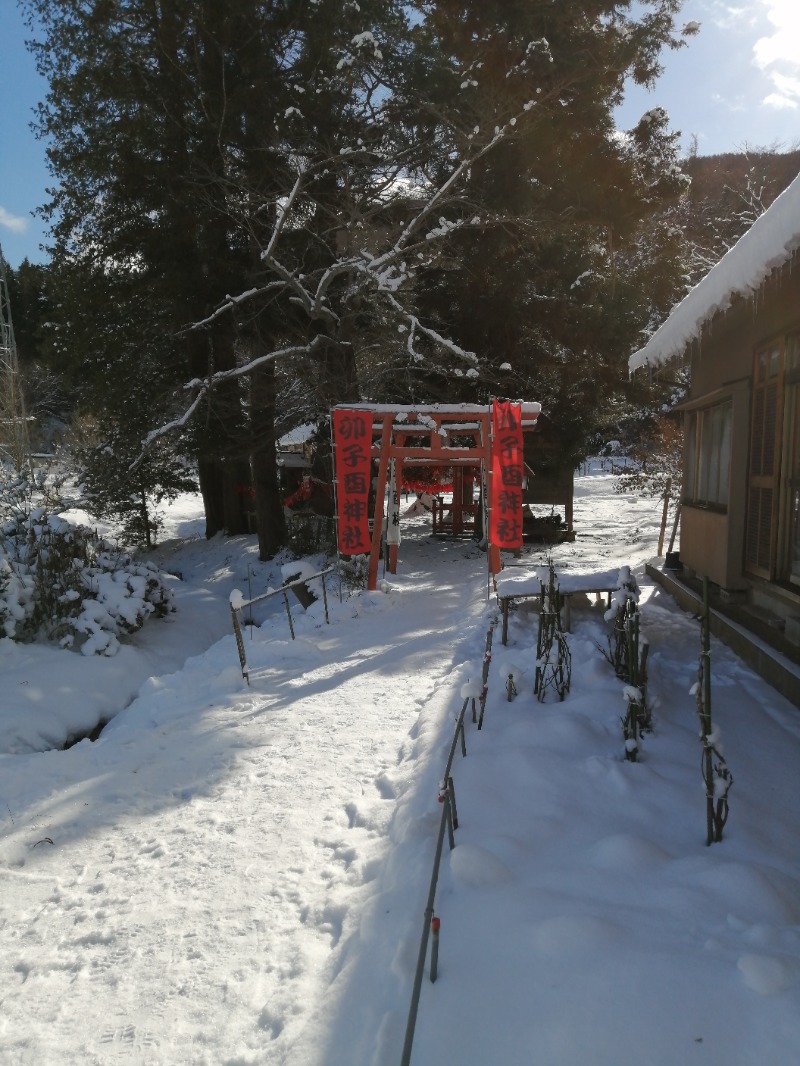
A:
332;402;541;590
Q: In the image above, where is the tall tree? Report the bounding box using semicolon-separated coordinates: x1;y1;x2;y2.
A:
22;0;294;545
24;0;697;550
22;0;424;554
395;1;694;463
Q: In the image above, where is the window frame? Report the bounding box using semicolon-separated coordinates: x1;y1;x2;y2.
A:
684;399;732;511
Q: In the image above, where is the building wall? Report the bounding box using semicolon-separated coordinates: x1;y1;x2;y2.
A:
688;268;798;395
681;377;751;590
682;264;800;603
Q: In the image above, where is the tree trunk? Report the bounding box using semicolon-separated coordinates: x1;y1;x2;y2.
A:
250;361;286;559
222;458;253;536
318;337;360;408
197;458;225;537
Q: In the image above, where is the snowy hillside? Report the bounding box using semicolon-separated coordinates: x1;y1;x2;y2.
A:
1;469;799;1066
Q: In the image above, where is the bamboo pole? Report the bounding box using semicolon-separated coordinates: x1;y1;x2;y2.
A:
701;577;714;846
657;477;672;557
667;498;681;556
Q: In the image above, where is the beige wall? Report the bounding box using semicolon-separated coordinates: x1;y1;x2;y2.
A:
681;378;751;590
681;505;733;587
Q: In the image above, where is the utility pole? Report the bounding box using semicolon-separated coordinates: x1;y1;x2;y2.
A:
0;243;32;472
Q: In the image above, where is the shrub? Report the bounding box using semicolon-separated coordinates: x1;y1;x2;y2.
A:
0;471;174;655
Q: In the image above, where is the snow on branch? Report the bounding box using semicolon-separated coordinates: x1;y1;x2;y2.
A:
189;283;287;331
149;89;542;463
368;106;534;275
130;337;329;470
263;169;304;262
383;292;478;367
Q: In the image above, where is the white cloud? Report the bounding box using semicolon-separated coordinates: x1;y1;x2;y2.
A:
762;72;800;110
764;92;799;110
750;2;800;109
711;91;747;113
753;1;800;68
709;2;759;32
0;206;28;234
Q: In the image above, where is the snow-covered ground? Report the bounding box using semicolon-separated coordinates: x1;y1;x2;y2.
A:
1;469;799;1066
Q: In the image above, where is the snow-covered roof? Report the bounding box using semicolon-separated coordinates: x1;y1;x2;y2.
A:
338;402;542;417
278;422;316;448
276;452;310;469
629;169;800;372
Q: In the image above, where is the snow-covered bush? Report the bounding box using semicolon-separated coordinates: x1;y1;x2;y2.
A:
600;566;650;760
613;415;682;500
0;471;174;654
339;553;369;592
534;560;571;702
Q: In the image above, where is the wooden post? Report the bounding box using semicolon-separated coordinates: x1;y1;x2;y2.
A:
282;591;295;640
657;477;672;557
389;458;402;573
489;542;501;575
230;604;249;684
667;498;681;555
368;415;392;591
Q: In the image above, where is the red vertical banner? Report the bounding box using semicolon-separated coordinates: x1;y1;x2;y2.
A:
490;400;524;550
333;409;372;555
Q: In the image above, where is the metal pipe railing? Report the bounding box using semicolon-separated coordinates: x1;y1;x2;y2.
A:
400;790;455;1066
400;618;496;1066
229;565;335;681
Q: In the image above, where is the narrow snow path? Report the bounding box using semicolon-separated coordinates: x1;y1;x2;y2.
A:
1;540;494;1066
4;480;800;1066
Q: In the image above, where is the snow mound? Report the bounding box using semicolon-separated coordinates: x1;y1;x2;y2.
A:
532;914;622;956
450;843;514;887
589;833;672;870
737;953;794;995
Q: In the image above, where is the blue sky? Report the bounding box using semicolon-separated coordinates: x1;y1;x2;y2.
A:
1;0;799;269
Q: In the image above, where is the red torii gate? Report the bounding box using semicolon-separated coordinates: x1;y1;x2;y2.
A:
332;402;541;590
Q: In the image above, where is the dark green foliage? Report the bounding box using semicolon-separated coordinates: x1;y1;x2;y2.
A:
20;0;704;549
21;0;296;541
79;430;197;550
395;2;692;458
3;258;53;367
43;261;198;547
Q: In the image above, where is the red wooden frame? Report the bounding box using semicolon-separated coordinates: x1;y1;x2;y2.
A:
331;403;541;590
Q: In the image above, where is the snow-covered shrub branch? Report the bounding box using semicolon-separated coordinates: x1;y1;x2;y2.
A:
0;472;174;655
534;560;571;702
598;566;650;758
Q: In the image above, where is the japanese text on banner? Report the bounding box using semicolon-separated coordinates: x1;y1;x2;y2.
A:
333;409;372;555
490;400;524;550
